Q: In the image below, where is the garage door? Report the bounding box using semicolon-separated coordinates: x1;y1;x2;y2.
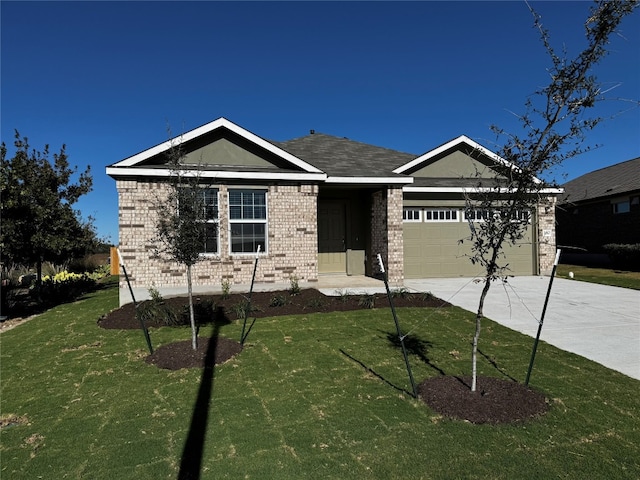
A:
403;207;535;278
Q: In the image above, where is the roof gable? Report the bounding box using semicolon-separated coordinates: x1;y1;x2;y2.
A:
394;135;510;178
109;117;323;174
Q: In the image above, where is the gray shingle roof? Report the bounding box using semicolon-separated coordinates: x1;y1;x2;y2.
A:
275;133;417;178
560;157;640;204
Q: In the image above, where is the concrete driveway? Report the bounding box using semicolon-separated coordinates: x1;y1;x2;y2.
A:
405;276;640;381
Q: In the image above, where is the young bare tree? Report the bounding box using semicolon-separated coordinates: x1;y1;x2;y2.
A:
464;0;638;392
153;140;211;350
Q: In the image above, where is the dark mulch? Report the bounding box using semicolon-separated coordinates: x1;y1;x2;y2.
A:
145;336;243;370
418;375;549;424
97;288;449;330
99;287;548;424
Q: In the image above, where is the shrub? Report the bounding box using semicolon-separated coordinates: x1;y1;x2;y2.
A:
306;298;325;309
334;289;352;303
289;275;300;295
36;271;96;305
221;279;231;299
358;294;376;309
137;286;179;326
390;287;411;300
231;300;252;320
603;244;640;271
269;294;288;307
420;291;435;302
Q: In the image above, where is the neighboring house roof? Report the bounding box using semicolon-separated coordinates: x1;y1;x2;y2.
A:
560;157;640;204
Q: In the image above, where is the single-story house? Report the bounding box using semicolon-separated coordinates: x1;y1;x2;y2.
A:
106;117;560;305
556;157;640;253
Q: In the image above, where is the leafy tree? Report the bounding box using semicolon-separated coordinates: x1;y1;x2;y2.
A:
153;140;210;350
464;0;638;392
1;132;95;288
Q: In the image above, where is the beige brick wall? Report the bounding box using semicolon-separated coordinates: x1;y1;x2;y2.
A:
370;187;403;284
537;196;558;275
116;180;319;294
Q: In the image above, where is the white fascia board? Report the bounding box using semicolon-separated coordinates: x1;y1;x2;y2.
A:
325;176;414;185
110;117;324;174
403;186;563;194
393;135;543;184
106;166;327;182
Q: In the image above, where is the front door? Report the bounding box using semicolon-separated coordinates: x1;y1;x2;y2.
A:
318;200;346;273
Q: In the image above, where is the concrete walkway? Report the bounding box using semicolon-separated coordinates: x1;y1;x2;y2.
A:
405;276;640;381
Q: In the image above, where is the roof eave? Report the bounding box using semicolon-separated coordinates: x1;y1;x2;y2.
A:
106;166;327;182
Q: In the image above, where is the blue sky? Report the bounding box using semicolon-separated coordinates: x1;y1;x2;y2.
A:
2;1;639;243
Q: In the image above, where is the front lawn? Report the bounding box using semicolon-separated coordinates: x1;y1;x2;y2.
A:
557;264;640;290
1;277;638;479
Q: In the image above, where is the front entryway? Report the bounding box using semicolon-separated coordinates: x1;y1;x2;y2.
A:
318;200;347;273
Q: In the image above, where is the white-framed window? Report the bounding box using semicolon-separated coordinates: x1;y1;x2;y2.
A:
464;208;531;224
202;188;219;254
424;208;459;222
613;200;630;214
228;188;267;254
403;208;421;222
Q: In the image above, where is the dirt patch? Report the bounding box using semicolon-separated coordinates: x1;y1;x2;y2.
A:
418;375;549;424
145;336;242;370
97;288;449;330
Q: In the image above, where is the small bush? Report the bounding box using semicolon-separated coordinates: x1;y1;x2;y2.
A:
306;298;325;309
36;271;97;305
221;279;231;299
137;286;179;326
391;287;411;300
289;276;300;295
231;300;253;320
334;289;352;303
269;294;288;307
420;291;435;302
603;243;640;271
358;294;376;309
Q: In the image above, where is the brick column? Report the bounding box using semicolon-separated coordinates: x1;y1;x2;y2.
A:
537;196;558;275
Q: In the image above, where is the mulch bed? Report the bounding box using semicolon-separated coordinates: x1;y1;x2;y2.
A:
417;375;549;424
99;288;549;424
145;336;243;370
97;288;449;330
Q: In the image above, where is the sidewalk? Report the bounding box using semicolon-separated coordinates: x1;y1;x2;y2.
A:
405;276;640;380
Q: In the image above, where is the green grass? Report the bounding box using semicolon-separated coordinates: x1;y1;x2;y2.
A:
2;277;639;479
557;264;640;290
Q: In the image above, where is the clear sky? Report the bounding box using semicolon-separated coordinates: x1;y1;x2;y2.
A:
2;1;639;243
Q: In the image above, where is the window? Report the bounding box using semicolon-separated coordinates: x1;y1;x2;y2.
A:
403;208;421;222
464;208;531;223
613;200;630;214
424;208;459;222
229;189;267;253
202;188;219;254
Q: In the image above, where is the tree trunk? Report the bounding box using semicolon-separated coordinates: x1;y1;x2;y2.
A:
472;277;492;392
187;264;197;350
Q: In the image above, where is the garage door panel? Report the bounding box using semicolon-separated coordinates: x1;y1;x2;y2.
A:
404;216;534;278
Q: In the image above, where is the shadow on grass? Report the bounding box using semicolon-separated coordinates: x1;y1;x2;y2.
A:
340;349;414;397
383;331;447;376
477;348;518;383
178;312;231;480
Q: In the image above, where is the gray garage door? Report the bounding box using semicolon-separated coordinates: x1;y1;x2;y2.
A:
403;207;535;278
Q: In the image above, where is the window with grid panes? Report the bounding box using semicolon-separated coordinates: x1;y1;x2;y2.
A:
228;189;267;253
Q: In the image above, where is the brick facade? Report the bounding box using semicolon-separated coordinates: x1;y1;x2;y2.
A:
117;180;318;300
370;187;404;285
536;196;558;275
